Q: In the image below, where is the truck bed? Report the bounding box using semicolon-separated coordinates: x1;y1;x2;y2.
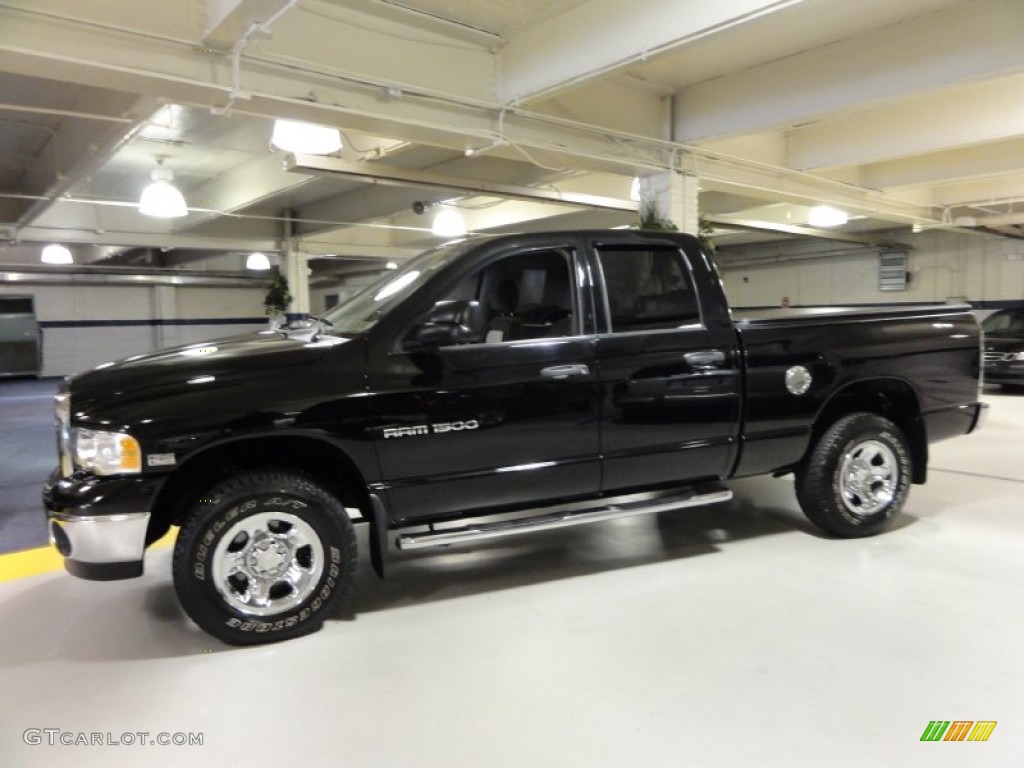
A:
731;303;974;326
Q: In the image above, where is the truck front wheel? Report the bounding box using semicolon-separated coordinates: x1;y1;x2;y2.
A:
172;470;357;645
795;413;912;538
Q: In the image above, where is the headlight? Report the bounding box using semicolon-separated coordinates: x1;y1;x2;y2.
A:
72;429;142;475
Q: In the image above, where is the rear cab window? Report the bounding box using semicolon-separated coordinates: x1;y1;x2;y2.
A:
594;244;702;333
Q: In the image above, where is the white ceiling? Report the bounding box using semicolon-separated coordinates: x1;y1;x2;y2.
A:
0;0;1023;273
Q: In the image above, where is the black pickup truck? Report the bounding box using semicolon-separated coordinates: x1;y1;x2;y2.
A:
44;231;986;644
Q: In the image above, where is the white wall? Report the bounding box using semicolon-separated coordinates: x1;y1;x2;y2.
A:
718;230;1024;308
310;273;382;316
0;282;265;377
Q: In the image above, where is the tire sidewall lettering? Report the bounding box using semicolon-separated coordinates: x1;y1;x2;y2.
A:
179;491;347;635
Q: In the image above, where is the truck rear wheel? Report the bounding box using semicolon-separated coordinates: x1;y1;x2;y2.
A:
172;470;356;645
795;413;912;538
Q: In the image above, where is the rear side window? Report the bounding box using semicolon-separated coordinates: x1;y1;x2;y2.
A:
596;245;700;332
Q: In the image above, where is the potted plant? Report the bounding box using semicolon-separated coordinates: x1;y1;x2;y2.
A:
699;214;717;257
264;272;291;328
634;195;678;232
633;196;718;256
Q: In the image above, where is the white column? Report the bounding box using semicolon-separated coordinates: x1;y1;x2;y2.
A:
282;209;309;318
284;249;310;318
153;285;179;349
639;171;699;235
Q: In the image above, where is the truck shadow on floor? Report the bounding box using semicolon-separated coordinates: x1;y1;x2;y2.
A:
0;477;920;665
352;494;801;617
350;484;914;619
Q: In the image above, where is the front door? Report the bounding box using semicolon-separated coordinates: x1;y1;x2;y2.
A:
367;243;601;524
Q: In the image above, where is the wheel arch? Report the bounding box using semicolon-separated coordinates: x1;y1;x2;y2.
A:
807;377;927;484
146;434;382;567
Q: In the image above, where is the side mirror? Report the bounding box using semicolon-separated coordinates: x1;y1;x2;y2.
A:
403;300;485;351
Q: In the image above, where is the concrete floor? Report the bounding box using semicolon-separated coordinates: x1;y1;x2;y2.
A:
0;392;1021;767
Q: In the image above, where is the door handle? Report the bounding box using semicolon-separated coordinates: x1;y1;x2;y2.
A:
684;349;726;370
540;364;591;380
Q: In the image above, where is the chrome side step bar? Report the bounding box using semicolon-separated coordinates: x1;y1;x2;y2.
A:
396;486;733;550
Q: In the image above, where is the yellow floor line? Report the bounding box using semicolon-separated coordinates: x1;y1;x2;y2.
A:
0;528;178;583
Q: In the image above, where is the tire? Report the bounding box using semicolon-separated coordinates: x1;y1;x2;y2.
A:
795;413;912;538
172;470;357;645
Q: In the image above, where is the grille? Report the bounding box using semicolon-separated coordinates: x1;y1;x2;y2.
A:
984;351;1018;363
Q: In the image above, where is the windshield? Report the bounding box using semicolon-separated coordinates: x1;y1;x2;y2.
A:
981;310;1024;334
321;240;477;333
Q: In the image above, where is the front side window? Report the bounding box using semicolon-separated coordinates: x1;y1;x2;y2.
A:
433;248;576;343
322;240;476;333
596;245;700;332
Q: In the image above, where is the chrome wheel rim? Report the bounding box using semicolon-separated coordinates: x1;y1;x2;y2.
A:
839;439;898;518
211;511;324;617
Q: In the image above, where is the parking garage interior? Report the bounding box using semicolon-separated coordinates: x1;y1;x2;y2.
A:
1;1;1023;765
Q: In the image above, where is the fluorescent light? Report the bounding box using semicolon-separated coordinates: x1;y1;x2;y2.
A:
385;260;398;270
246;252;271;270
807;205;848;228
431;208;466;237
41;244;73;265
139;169;188;218
271;119;342;154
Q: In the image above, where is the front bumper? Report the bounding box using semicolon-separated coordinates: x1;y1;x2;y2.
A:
43;470;165;581
983;362;1024;385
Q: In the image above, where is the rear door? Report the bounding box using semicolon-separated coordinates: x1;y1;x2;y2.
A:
589;239;741;493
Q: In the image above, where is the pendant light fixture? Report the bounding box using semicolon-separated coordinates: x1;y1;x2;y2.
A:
246;252;271;270
431;207;467;238
270;119;342;155
41;244;74;265
139;164;188;218
807;205;848;228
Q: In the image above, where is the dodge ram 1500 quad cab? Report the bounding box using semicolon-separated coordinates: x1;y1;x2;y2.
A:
44;231;986;644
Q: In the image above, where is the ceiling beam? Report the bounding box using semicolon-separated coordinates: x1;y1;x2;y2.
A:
11;91;152;230
284;153;638;212
928;172;1024;210
673;0;1024;142
311;0;503;49
0;2;666;170
529;79;666;141
707;216;912;248
973;212;1024;228
788;74;1024;170
204;0;299;48
854;136;1024;190
291;151;579;236
184;153;319;227
0;0;495;111
692;156;936;225
0;0;957;232
14;221;277;252
496;0;803;104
